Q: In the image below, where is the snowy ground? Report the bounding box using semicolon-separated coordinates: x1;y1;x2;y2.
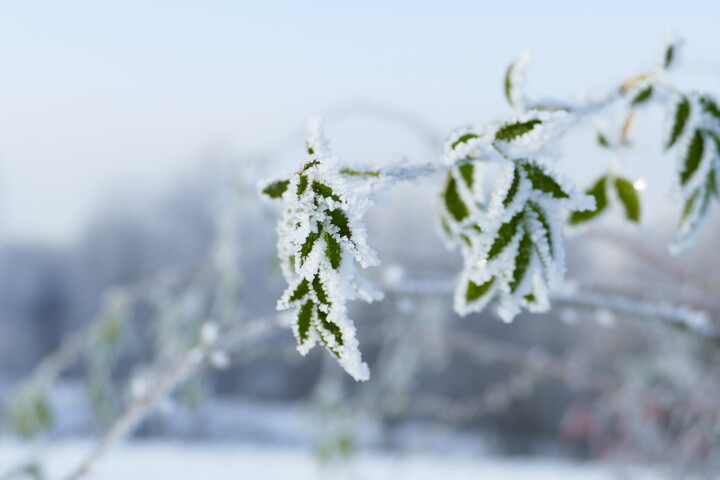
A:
0;441;658;480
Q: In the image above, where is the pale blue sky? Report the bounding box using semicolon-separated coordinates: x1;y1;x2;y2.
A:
0;1;718;242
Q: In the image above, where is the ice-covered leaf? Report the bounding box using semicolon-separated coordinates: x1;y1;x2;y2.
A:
510;227;533;293
451;133;479;149
444;175;469;222
679;129;705;186
495;119;542;141
518;159;570;199
569;176;608;225
487;211;523;260
667;96;690;149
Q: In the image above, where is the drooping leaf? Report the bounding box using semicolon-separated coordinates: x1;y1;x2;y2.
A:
451;133;479;149
679;130;704;186
466;278;495;303
519;160;570;198
299;230;320;263
503;167;521;207
289;278;310;302
444;175;469;222
597;132;611;148
700;95;720;121
297;175;308;195
495;119;542;141
487;211;524;260
631;86;653;106
663;44;675;69
313;276;328;304
328;209;352;239
297;300;314;342
504;62;514;106
324;232;343;269
262;179;290;199
667;96;690;149
614;177;641;222
527;201;554;256
569;176;608;225
510;227;533;293
458;163;474;188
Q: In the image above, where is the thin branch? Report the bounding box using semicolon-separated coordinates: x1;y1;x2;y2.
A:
60;315;283;480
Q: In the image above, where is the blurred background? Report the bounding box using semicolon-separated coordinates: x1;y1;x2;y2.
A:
1;1;719;479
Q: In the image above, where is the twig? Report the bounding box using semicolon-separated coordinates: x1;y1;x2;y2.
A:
60;315;283;480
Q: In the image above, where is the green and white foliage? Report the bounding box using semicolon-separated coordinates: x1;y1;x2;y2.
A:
439;112;594;323
665;93;720;253
259;118;382;381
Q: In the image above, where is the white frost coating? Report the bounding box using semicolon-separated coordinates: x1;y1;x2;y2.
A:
262;118;383;381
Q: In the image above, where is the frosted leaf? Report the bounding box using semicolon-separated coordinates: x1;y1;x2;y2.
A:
504;51;531;111
261;118;382;381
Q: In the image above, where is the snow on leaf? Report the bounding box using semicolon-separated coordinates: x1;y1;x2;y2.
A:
679;129;705;186
569;176;608;225
518;159;570;199
495;119;542;141
261;179;290;199
444;175;470;222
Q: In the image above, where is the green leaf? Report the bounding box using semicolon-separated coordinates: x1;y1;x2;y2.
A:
700;95;720;121
487;211;524;260
328;209;352;239
312;182;341;201
664;44;675;69
466;278;495;303
297;300;314;342
597;132;611;148
318;312;344;347
510;227;533;293
569;176;608;225
458;163;474;188
504;62;514;106
444;175;469;222
451;133;479;149
503;167;520;207
297;175;308;195
679;130;704;186
527;201;554;256
324;232;343;269
313;276;328;304
495;119;542;141
289;278;310;302
631;86;653;106
614;177;641;222
300;230;320;264
667;96;690;149
519;160;570;198
261;179;290;199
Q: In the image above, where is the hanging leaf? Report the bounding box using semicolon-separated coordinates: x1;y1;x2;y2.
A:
569;176;608;225
297;175;309;195
631;86;653;106
679;130;705;186
614;177;641;222
297;300;314;342
700;95;720;121
324;232;343;269
328;209;352;239
289;278;310;302
487;211;524;260
458;163;474;188
444;175;469;222
509;227;533;292
503;167;521;206
466;278;495;303
667;96;690;149
518;159;570;199
597;132;611;148
299;230;321;263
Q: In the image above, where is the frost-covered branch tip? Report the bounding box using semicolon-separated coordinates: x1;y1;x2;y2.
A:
260;118;382;381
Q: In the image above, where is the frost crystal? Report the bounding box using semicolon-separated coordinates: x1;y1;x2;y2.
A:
259;118;382;381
